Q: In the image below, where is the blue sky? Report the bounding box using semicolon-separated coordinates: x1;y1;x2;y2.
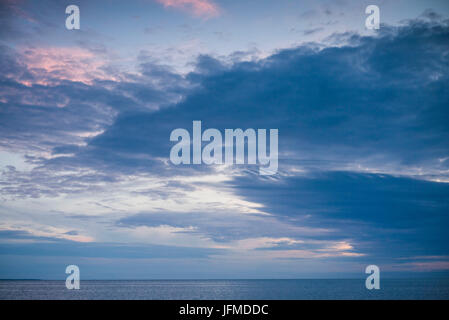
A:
0;0;449;279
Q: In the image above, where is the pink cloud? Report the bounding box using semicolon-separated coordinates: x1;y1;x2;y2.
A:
387;258;449;272
155;0;220;18
401;261;449;271
17;47;118;86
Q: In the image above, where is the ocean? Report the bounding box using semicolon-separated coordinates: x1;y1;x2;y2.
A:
1;279;449;300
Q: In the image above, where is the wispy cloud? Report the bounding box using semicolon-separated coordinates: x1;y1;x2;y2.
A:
155;0;220;18
19;47;117;86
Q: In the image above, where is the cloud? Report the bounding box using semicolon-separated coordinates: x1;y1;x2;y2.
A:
1;18;449;278
0;230;221;259
61;19;449;183
117;209;330;243
392;261;449;272
0;226;94;243
0;43;190;161
155;0;220;18
19;47;117;86
228;171;449;261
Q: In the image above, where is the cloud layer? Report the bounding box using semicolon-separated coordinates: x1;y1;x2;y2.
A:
1;16;449;278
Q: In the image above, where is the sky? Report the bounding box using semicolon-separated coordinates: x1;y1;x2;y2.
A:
0;0;449;279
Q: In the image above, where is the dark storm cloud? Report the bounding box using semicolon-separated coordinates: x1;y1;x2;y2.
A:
74;20;449;178
227;171;449;258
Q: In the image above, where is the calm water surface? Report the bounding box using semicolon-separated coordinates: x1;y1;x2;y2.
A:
1;279;449;300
